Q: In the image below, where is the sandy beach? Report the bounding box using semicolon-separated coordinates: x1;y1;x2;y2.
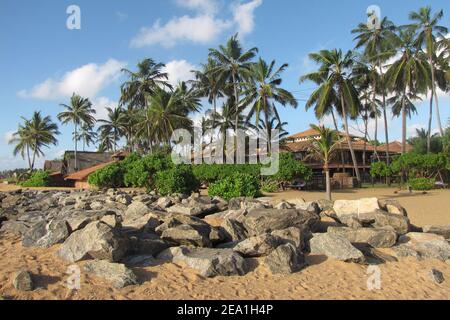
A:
0;186;449;300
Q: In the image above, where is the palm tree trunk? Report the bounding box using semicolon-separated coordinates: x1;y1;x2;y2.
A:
74;122;78;171
232;72;240;135
427;93;433;153
325;164;331;201
401;92;407;154
378;60;390;166
331;110;345;174
26;145;32;171
211;96;217;144
340;93;361;185
371;80;379;160
429;55;445;137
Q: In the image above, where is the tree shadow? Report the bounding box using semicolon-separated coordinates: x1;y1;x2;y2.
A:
32;274;61;290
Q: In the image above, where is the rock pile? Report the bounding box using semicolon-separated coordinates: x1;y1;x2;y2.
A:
1;190;449;289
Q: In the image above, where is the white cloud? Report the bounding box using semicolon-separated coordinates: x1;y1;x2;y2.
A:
130;15;231;48
4;131;15;144
19;59;126;100
163;60;197;86
232;0;262;37
93;96;118;121
175;0;219;15
130;0;263;48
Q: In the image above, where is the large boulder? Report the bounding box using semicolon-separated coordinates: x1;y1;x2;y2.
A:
241;208;319;237
157;246;248;277
83;260;138;288
378;199;408;217
22;221;48;247
309;233;365;263
271;226;310;251
372;211;410;235
423;225;450;240
221;218;248;242
123;201;150;220
333;198;380;217
57;221;129;263
327;227;397;248
265;243;306;274
0;220;30;236
393;232;450;261
233;234;282;257
34;219;70;248
161;224;211;247
12;270;34;291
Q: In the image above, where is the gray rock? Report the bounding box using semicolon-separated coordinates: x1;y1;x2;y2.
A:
271;226;310;251
156;197;173;209
265;243;306;274
66;216;93;232
429;268;445;284
12;270;33;291
233;233;282;257
333;198;380;217
124;201;150;220
209;226;227;245
0;220;30;235
57;221;129;263
423;225;450;239
241;208;319;236
339;215;363;229
34;219;70;248
83;260;138;288
309;233;365;263
394;232;450;261
122;255;158;267
157;246;248;277
162;224;211;247
327;227;397;248
116;194;132;205
131;237;170;256
166;202;218;217
378;199;408;217
372;211;410;235
22;221;47;247
221;218;248;242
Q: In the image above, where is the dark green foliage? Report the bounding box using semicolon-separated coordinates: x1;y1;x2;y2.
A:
260;179;279;193
87;163;124;189
123;153;172;188
208;173;261;200
268;153;312;183
390;152;448;179
370;161;392;178
192;164;261;185
408;177;435;190
20;170;51;187
155;165;200;196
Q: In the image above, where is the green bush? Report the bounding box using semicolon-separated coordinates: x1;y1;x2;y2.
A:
370;161;392;178
408;177;435;191
192;164;261;185
269;153;312;183
20;171;50;187
261;179;279;193
88;163;124;189
208;173;261;200
124;153;172;188
155;165;199;196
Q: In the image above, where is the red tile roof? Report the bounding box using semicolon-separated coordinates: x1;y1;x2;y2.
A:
65;161;115;181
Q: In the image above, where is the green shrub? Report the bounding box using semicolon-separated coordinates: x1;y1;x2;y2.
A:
261;179;279;193
208;173;261;200
88;163;124;189
408;177;435;191
193;164;261;185
370;161;392;178
269;153;312;183
124;153;172;188
155;165;199;196
20;171;50;187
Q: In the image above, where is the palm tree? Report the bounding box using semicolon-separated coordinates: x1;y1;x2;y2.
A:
352;17;399;165
409;7;448;142
58;93;96;171
9;111;60;170
76;122;97;151
120;58;172;110
306;125;340;200
385;29;430;154
120;107;139;152
98;106;125;152
191;58;225;139
97;128;116;152
300;49;362;184
242;58;298;151
209;34;258;133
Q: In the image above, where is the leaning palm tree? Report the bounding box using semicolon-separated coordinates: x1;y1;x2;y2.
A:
209;34;258;133
242;58;298;151
120;58;172;110
98;106;125;152
306;125;340;201
352;17;399;165
409;6;448;141
76;122;97;151
10;111;60;170
58;94;96;171
300;49;362;184
385;29;430;154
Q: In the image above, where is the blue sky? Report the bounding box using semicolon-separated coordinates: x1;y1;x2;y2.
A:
0;0;449;170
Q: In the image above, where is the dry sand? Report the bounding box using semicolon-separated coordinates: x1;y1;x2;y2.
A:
0;185;449;300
